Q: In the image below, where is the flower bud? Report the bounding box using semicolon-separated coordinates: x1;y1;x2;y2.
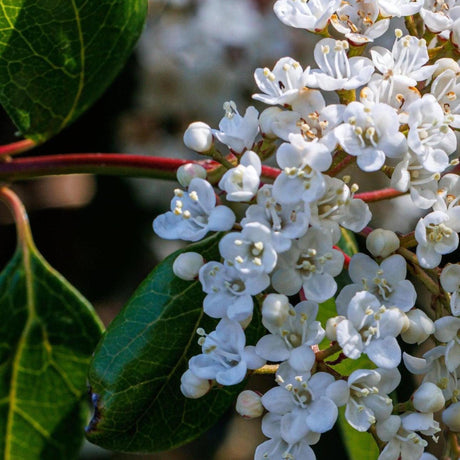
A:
183;121;213;153
432;58;460;78
180;369;211;399
177;163;207;187
366;228;400;258
173;252;204;280
236;390;263;419
443;401;460;431
261;294;289;328
401;309;434;345
259;107;282;139
325;316;345;341
413;382;445;413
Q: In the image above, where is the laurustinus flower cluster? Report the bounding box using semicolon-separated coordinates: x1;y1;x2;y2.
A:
153;2;460;459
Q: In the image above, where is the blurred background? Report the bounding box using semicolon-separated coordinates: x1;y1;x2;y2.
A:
0;1;425;459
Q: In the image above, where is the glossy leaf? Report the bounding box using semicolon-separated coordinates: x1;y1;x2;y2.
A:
0;0;147;143
0;224;103;459
86;233;264;452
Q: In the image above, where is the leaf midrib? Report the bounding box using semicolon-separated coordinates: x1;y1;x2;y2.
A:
4;246;35;460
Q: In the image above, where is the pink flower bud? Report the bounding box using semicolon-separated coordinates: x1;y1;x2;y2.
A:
236;390;263;419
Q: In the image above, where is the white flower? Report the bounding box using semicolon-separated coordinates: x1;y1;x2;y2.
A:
371;33;437;86
213;101;259;153
400;309;435;345
153;178;235;242
272;227;344;302
336;253;417;314
307;38;374;91
199;261;269;321
242;185;310;253
273;133;332;205
391;152;441;209
415;210;460;269
218;150;261;202
377;0;424;17
376;413;438;460
310;176;371;244
253;57;311;106
335;101;407;172
219;222;278;276
440;263;460;316
403;346;456;399
255;437;316;460
420;0;460;33
360;74;420;113
442;401;460;431
431;68;460;129
331;1;390;44
256;299;325;371
261;89;344;150
434;316;460;372
336;291;405;368
339;368;400;431
406;94;456;171
188;318;265;386
262;365;339;442
273;0;341;32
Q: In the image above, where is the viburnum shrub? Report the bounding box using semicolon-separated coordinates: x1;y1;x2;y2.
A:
1;1;460;460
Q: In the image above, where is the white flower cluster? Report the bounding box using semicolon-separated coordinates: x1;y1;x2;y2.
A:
153;2;460;459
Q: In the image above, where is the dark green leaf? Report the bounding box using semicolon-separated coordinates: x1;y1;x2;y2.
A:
0;234;103;459
86;233;264;452
0;0;147;142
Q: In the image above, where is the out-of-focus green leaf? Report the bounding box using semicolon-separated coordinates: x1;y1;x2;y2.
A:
86;233;264;452
0;220;103;459
0;0;147;142
338;408;380;460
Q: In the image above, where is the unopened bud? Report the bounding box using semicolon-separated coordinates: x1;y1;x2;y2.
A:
443;401;460;431
183;121;213;153
259;107;282;138
366;229;400;258
326;316;346;341
173;252;204;280
180;369;211;399
177;163;207;187
262;294;290;328
401;309;434;345
236;390;264;418
432;58;460;78
413;382;445;413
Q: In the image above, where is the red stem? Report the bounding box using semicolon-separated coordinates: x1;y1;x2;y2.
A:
0;139;36;156
333;245;351;268
0;153;281;183
354;188;404;202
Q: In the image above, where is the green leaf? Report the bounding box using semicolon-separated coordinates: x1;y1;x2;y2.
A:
86;233;264;453
0;227;103;458
0;0;147;143
338;408;379;460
